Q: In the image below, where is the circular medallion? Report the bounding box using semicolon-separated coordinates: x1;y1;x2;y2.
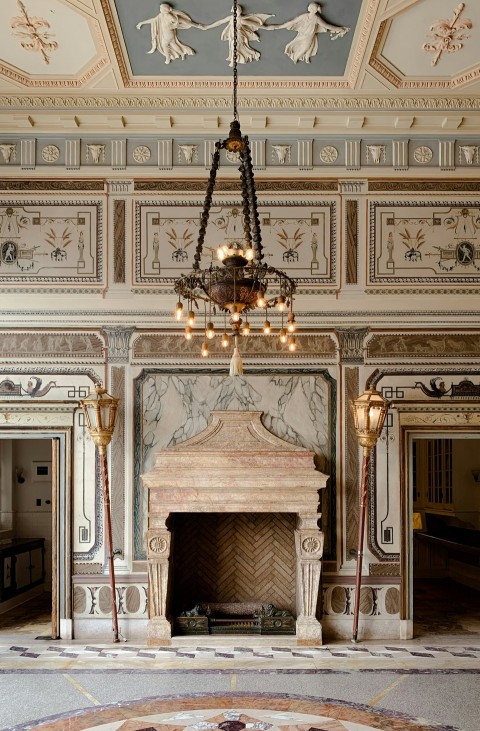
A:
302;536;321;553
41;144;60;163
149;536;168;553
319;145;338;164
226;150;241;164
414;145;433;164
133;145;151;163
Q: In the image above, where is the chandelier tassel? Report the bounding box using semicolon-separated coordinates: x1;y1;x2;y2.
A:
229;336;243;377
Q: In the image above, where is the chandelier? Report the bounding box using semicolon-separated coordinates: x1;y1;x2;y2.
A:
173;0;298;375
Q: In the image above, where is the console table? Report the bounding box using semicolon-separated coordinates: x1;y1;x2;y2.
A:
0;538;45;604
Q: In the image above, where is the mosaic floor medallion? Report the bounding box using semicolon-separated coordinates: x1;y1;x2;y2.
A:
10;693;458;731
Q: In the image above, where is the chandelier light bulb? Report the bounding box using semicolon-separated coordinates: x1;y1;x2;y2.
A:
287;312;296;333
187;310;195;327
184;325;193;341
276;296;286;312
217;246;227;262
279;328;288;344
221;332;230;348
201;341;209;357
245;246;254;261
230;305;241;323
242;321;251;336
206;322;215;339
257;293;267;309
288;336;297;352
263;320;271;335
175;301;184;320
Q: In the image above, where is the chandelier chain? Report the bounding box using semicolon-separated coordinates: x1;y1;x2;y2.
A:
193;141;222;270
233;0;238;121
241;144;264;261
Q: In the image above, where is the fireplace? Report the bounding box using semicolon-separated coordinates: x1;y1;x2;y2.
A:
142;411;327;644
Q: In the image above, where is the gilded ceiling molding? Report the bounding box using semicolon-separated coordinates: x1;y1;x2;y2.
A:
2;94;480;110
347;0;380;87
99;0;130;86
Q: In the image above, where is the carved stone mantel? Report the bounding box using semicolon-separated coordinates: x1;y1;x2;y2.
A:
142;411;327;644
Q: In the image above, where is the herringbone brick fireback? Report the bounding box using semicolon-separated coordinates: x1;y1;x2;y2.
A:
171;513;296;615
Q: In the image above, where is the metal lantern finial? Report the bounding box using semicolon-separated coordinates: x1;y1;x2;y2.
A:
80;384;119;454
351;387;390;453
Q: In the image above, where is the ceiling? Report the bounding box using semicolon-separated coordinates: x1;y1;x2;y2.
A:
0;0;479;135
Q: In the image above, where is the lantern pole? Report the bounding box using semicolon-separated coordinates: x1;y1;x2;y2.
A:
80;385;120;642
351;388;389;643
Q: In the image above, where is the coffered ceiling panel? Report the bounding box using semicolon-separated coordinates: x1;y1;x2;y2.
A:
0;0;108;86
370;0;480;88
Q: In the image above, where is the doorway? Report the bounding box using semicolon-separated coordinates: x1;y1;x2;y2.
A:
0;435;62;639
408;432;480;638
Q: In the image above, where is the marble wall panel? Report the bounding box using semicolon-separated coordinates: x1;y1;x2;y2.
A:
134;373;336;561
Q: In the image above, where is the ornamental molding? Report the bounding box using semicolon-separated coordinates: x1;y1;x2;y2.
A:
3;94;480;110
368;180;480;192
0;180;105;192
134;180;337;193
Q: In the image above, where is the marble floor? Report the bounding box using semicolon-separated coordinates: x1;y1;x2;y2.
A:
0;582;479;731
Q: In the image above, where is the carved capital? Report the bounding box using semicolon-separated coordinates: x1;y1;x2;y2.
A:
336;328;369;363
103;326;135;364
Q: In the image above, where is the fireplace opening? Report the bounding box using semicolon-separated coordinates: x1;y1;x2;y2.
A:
170;512;296;633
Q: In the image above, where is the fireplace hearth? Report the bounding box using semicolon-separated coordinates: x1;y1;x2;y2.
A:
176;602;295;635
142;411;327;644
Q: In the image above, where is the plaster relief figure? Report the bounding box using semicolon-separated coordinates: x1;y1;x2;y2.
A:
205;5;273;66
178;144;198;164
86;144;105;164
459;145;478;165
272;144;291;164
136;3;204;64
367;144;385;165
0;144;16;164
265;3;349;64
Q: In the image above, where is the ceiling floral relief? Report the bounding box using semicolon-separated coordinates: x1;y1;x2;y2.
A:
11;0;58;65
422;2;472;67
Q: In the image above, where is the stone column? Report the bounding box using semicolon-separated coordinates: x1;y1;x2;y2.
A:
295;514;324;643
146;513;172;644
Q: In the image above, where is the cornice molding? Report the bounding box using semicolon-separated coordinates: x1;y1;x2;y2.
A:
1;94;480;111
